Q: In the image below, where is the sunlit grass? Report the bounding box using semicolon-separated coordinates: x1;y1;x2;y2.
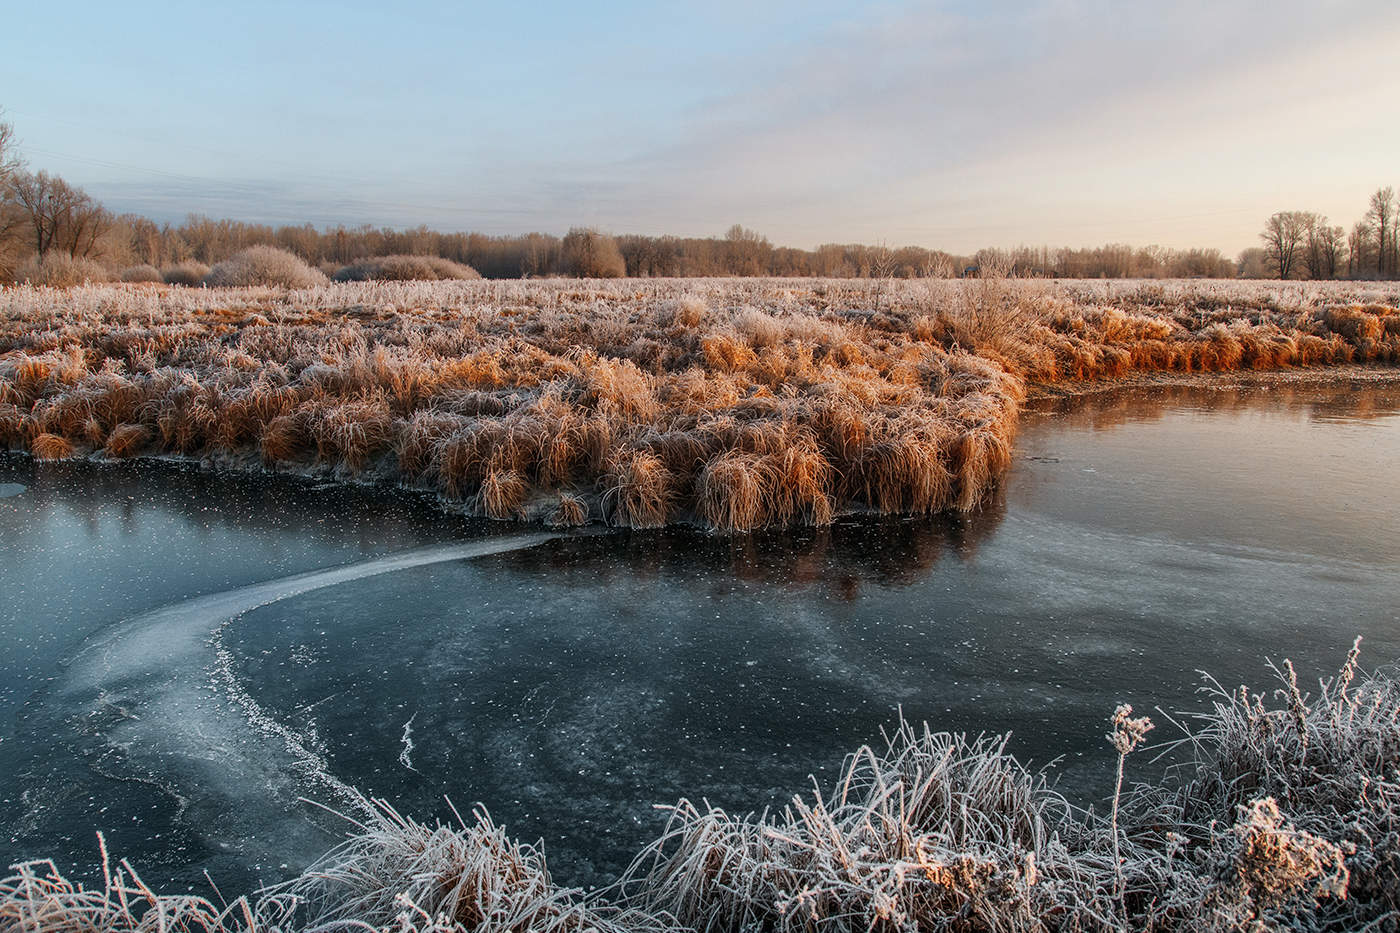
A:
0;277;1397;530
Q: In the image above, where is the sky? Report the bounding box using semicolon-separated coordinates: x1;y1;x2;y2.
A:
1;0;1398;255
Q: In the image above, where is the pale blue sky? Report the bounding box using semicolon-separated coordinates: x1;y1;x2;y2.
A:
3;0;1397;253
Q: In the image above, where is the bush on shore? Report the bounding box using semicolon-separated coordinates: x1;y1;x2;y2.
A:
16;254;110;286
333;255;481;282
161;261;210;286
203;246;328;288
118;264;163;284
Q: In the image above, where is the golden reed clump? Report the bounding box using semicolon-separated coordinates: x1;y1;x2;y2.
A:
0;277;1397;530
30;432;74;460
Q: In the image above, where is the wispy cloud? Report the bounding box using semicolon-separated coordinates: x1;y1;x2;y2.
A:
595;0;1400;248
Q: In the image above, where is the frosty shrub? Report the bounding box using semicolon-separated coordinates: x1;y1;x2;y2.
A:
119;264;163;283
161;261;210;286
333;255;481;282
17;254;110;286
203;246;327;288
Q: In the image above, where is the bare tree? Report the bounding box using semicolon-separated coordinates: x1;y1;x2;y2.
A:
1348;221;1373;277
1237;248;1271;279
1316;223;1345;279
1260;211;1308;279
0;112;26;273
11;170;113;258
119;215;164;266
0;115;19;189
723;224;771;276
1299;213;1345;280
1366;187;1396;277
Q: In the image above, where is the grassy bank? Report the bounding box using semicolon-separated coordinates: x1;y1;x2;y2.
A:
2;278;1398;530
3;644;1395;932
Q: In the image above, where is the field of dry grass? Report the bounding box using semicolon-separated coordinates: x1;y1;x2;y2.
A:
3;644;1395;932
2;277;1398;530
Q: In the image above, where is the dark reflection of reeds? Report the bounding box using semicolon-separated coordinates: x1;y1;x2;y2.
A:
496;487;1006;601
0;454;481;552
0;453;1005;599
1025;380;1400;432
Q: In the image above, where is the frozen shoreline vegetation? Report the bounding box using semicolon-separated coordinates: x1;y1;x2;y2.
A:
2;277;1399;531
2;645;1396;932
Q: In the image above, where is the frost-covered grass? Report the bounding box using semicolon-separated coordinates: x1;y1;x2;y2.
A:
2;645;1395;932
0;277;1397;530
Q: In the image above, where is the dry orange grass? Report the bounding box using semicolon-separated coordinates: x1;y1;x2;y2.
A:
102;423;149;459
30;432;74;460
603;448;674;528
696;450;772;532
1;278;1397;530
478;466;529;519
547;491;589;527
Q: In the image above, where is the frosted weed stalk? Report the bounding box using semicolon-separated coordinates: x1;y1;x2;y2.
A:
1106;703;1153;901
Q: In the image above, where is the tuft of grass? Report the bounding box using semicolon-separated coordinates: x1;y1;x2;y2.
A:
307;398;394;473
695;450;772;531
547;491;589;527
619;724;1081;932
260;413;309;465
602;448;673;528
278;800;664;933
0;404;30;447
0;839;265;933
102;423;150;459
1159;637;1400;920
477;466;529;520
31;432;75;460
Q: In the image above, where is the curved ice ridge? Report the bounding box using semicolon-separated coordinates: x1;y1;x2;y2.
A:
398;712;418;773
57;534;558;870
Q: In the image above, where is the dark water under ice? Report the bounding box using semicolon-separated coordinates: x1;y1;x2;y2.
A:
2;378;1398;894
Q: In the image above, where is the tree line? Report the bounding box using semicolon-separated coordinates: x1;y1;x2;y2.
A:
1;111;1395;282
1249;189;1399;280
